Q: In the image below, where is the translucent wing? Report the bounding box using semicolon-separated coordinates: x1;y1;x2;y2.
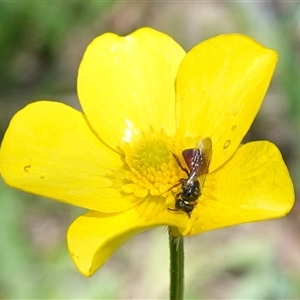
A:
181;148;199;173
198;137;212;189
182;137;212;188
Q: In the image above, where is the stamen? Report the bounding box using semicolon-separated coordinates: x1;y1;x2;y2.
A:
121;133;186;199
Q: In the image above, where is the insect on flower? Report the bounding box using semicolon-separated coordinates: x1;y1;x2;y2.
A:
168;137;212;218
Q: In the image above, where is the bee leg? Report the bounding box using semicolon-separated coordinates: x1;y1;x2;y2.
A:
175;192;182;200
170;152;189;175
168;193;182;212
168;207;179;212
185;211;191;218
190;201;198;207
164;179;184;193
167;206;191;218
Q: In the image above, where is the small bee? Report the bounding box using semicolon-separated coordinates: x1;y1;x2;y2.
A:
168;137;212;218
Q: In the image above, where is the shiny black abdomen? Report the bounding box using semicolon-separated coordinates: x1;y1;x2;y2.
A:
181;179;200;203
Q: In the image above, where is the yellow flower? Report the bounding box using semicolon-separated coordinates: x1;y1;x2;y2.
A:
0;28;294;276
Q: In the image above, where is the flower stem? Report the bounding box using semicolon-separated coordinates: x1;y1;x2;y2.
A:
169;227;184;300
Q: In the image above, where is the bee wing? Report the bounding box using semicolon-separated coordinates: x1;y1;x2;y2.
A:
182;148;200;173
198;137;212;188
182;137;212;188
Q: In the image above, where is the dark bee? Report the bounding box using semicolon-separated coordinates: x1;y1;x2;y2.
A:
168;137;212;218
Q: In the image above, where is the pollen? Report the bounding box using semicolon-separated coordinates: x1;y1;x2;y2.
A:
121;133;185;199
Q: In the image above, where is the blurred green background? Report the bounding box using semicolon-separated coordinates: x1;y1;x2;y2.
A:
0;1;299;299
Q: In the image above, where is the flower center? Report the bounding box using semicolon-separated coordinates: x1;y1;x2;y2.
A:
121;132;185;200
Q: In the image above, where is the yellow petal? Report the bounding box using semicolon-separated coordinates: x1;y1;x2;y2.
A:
67;197;187;276
176;34;278;170
179;141;294;236
78;27;185;150
0;101;140;212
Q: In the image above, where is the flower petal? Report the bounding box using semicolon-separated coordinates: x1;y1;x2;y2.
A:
176;34;278;170
67;197;187;276
78;27;185;150
0;101;140;212
179;141;294;236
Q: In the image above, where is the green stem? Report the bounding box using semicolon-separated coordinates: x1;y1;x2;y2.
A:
169;227;184;300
